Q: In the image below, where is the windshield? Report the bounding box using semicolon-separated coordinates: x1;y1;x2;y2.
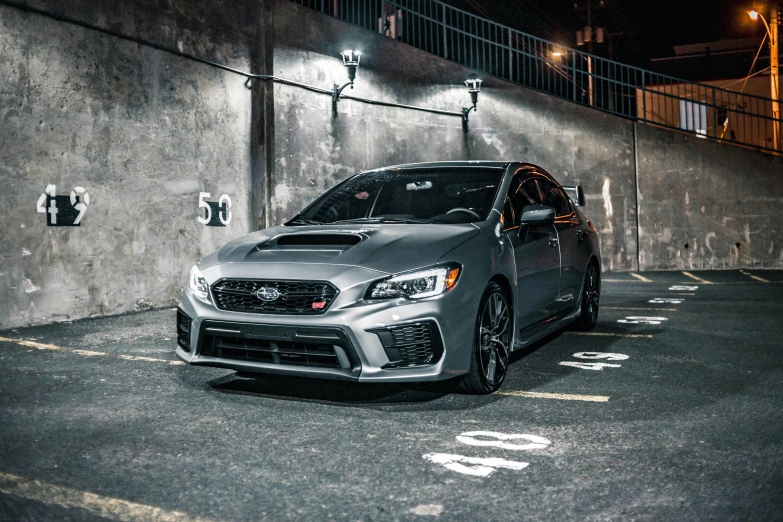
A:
289;167;505;225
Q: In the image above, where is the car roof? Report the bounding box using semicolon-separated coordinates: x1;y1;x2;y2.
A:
362;161;543;172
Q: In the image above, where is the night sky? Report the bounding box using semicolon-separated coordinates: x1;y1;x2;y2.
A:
443;0;770;66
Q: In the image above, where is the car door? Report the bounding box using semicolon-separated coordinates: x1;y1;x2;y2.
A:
502;172;561;330
537;177;588;311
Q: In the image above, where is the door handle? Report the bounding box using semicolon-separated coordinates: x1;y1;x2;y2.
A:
548;237;558;249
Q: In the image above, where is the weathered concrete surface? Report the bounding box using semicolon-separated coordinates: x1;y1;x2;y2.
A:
270;0;639;272
636;124;783;269
0;1;262;328
2;0;782;330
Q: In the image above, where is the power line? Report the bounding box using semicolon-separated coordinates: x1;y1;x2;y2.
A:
511;0;574;43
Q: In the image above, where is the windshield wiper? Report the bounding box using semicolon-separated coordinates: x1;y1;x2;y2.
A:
330;217;431;225
456;185;496;196
286;219;325;226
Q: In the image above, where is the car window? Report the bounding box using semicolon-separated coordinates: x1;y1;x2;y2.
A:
502;176;542;229
297;167;504;224
537;179;572;217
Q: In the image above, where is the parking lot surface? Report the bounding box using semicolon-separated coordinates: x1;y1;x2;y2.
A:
1;270;782;521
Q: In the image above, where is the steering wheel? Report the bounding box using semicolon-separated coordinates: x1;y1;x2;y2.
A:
446;207;481;219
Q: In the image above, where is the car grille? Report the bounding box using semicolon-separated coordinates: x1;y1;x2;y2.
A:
211;279;339;315
371;321;444;368
200;335;349;369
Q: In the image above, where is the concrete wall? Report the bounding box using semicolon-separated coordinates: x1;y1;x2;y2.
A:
0;0;266;328
270;0;639;272
1;0;781;329
636;124;783;269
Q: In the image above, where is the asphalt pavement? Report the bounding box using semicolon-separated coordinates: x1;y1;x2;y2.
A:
1;270;782;521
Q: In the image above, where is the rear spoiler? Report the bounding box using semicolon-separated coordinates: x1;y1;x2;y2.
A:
562;184;585;207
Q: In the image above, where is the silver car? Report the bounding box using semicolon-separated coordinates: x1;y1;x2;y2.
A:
176;161;601;393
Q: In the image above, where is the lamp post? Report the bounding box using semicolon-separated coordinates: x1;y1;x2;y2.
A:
462;78;482;132
550;49;594;106
749;7;780;150
333;50;362;115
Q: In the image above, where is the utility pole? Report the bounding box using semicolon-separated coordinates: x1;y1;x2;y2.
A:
771;4;780;151
576;0;605;107
586;0;594;106
749;5;780;150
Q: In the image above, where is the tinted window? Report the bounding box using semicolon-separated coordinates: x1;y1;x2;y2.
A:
295;168;504;224
537;179;571;217
502;177;542;228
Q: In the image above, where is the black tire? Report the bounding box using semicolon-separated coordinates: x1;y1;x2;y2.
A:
460;283;512;394
573;261;600;331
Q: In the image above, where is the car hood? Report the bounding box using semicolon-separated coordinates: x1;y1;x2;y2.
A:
199;223;480;275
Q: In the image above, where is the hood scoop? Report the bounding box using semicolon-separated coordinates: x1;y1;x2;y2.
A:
257;233;363;252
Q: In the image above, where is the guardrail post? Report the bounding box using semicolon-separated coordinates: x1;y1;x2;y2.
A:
641;71;647;124
508;28;513;81
442;6;448;59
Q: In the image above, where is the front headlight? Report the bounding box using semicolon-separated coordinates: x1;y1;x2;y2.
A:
366;264;461;300
189;265;208;297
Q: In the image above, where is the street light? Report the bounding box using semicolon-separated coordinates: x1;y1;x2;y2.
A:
333;50;362;115
748;8;780;150
462;78;482;132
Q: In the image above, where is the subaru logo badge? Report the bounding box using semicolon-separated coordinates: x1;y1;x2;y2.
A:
256;287;281;302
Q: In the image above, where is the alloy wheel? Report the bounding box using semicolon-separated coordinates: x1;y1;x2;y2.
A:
584;264;600;325
478;291;511;386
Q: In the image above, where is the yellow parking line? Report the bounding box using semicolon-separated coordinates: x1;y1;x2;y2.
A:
0;336;184;366
566;332;654;339
739;270;770;283
0;338;63;351
616;292;696;296
603;306;676;311
629;272;653;282
497;390;609;402
682;271;713;284
0;471;213;522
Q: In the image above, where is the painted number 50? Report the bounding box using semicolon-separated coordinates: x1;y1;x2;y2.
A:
197;192;232;226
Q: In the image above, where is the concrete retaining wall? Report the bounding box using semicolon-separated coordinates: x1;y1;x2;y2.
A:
0;0;264;328
270;0;639;273
1;0;781;329
636;124;783;269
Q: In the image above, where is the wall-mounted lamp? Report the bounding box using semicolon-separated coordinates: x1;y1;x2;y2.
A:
462;78;482;132
333;50;362;115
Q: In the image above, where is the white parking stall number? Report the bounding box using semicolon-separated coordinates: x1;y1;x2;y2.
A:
649;298;683;304
423;431;552;478
456;431;551;451
573;352;629;361
422;454;528;478
36;184;58;223
617;316;668;325
37;184;90;226
559;352;629;370
70;186;90;224
669;285;698;291
198;192;232;226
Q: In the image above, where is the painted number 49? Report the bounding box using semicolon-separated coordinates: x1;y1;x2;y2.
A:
559;352;629;370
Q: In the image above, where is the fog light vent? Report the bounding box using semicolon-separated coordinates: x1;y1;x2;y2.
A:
177;309;191;352
369;321;444;368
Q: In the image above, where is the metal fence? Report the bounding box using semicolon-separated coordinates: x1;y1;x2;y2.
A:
291;0;781;155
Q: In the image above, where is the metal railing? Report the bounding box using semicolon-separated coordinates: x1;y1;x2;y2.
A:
291;0;782;155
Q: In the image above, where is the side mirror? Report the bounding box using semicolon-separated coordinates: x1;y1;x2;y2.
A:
562;184;586;207
519;205;555;227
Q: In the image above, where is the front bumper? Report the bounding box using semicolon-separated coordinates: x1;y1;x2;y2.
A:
176;281;479;383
